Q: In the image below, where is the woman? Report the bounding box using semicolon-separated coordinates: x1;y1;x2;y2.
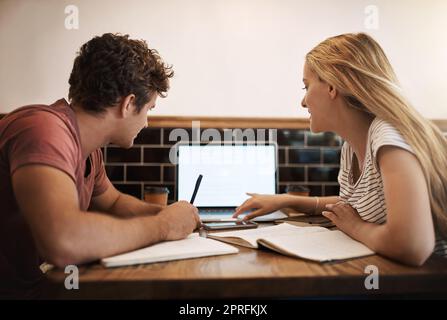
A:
233;33;447;266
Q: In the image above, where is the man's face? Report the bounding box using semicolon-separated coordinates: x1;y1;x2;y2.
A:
118;94;158;148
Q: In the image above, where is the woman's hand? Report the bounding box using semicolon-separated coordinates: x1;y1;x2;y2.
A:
322;201;366;238
232;193;287;221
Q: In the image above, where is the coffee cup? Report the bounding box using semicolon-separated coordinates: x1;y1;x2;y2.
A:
144;186;169;206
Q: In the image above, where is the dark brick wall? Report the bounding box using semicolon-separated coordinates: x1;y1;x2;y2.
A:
104;127;342;202
2;113;444;203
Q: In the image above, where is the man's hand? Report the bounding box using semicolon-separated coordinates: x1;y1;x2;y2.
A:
322;201;366;237
157;201;201;241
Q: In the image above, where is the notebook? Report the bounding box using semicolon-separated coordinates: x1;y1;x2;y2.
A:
101;233;239;268
176;143;287;222
208;223;374;262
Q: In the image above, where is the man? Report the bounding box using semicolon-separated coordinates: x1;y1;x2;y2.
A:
0;33;200;298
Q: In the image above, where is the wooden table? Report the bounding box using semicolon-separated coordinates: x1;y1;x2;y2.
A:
44;231;447;299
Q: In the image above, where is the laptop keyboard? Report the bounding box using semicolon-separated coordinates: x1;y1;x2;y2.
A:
199;209;235;214
199;208;238;221
199;209;288;222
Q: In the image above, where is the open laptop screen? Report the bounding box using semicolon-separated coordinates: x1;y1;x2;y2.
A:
177;144;277;207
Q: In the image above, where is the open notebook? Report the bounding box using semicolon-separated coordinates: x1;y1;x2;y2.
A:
101;233;238;268
208;223;374;263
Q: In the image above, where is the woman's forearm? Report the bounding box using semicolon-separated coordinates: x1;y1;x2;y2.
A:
281;195;340;215
350;221;433;266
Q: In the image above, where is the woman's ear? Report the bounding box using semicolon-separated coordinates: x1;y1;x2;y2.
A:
119;94;136;118
328;84;338;100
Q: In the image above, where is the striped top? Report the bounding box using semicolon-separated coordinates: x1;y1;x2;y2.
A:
338;117;447;258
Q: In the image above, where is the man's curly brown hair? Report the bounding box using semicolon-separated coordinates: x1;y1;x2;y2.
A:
68;33;173;114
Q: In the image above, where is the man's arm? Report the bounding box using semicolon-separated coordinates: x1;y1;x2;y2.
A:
89;182;164;217
12;165;200;268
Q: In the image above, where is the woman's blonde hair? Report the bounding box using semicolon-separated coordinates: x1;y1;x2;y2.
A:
306;32;447;237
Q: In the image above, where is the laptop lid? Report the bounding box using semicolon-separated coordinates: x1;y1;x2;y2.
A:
176;142;278;208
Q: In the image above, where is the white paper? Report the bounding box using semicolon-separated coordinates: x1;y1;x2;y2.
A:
101;233;239;268
211;223;327;248
261;230;374;262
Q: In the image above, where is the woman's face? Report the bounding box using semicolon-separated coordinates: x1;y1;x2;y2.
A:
301;62;337;133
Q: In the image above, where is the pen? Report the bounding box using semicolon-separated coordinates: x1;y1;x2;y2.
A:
190;174;203;204
189;174;205;237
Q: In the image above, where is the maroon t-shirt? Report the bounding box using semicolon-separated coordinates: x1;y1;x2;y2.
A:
0;99;109;298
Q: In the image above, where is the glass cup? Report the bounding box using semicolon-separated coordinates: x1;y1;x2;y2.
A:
144;186;169;207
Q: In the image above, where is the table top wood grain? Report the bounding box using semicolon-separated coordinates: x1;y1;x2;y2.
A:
44;235;447;299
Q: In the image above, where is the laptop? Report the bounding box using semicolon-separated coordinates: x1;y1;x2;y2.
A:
176;142;287;222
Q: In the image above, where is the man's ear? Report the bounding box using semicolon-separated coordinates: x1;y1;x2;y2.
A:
119;94;136;118
328;84;338;100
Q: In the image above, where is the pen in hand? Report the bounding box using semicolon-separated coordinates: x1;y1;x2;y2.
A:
190;174;203;204
189;174;205;235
